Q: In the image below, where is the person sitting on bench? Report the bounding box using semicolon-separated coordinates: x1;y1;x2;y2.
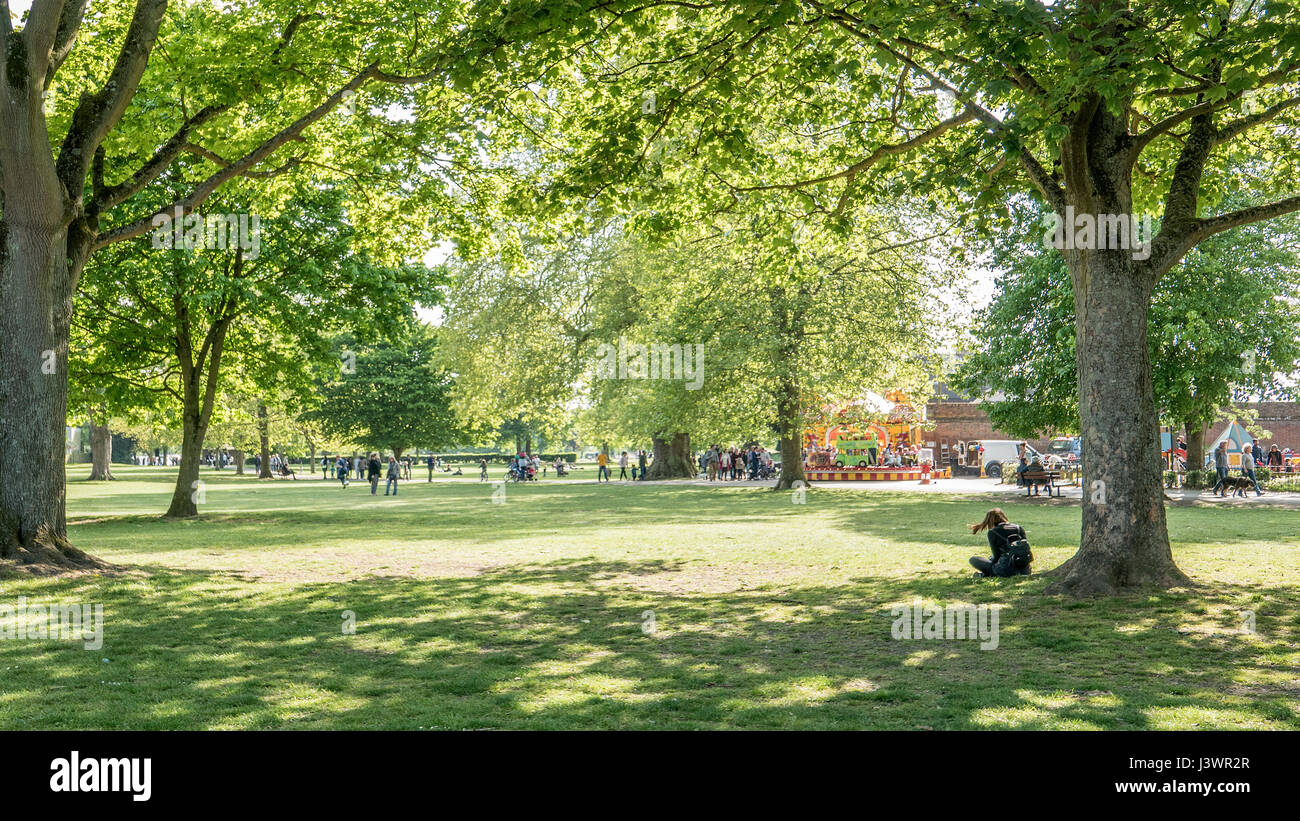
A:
1025;456;1051;495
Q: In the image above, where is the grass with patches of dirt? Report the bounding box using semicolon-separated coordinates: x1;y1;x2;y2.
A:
0;465;1295;729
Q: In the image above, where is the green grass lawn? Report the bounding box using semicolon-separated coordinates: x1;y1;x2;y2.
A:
1;464;1296;730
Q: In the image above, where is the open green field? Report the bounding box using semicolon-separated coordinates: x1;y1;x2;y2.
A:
1;465;1296;730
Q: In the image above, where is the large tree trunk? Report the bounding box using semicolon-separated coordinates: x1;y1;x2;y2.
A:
1044;116;1189;594
1184;419;1205;472
643;433;696;479
771;289;807;491
88;415;114;481
165;411;207;518
772;359;807;491
234;449;246;475
257;402;272;478
0;222;100;569
163;311;229;517
1048;254;1187;595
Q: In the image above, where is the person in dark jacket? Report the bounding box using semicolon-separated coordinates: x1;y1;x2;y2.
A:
968;508;1033;577
1211;441;1230;496
367;452;382;495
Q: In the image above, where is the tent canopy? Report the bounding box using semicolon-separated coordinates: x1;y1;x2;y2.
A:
1210;421;1253;453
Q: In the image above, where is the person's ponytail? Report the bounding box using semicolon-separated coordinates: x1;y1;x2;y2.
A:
969;508;1009;534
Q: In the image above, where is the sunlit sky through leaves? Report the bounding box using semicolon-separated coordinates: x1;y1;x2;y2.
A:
2;0;994;332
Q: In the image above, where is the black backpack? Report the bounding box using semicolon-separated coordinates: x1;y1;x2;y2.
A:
992;524;1033;576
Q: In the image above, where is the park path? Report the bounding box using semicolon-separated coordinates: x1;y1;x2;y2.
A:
390;471;1300;507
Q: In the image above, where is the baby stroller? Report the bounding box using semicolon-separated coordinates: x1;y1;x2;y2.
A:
554;461;570;477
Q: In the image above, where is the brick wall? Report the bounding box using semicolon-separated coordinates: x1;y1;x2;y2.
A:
1203;402;1300;451
925;400;1300;453
923;401;1053;454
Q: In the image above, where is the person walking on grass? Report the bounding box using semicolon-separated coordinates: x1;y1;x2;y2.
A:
597;450;610;482
638;449;648;480
386;455;400;496
336;456;349;488
367;452;382;495
619;451;629;481
479;458;488;481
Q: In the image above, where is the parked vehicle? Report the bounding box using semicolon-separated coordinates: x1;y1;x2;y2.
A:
968;439;1041;478
1047;436;1081;465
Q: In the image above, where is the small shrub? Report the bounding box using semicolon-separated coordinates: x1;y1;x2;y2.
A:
1265;474;1300;492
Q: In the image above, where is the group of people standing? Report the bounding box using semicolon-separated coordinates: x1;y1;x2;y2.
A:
330;453;403;495
700;445;773;481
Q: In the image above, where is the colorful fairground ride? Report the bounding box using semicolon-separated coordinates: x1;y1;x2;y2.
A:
802;390;949;481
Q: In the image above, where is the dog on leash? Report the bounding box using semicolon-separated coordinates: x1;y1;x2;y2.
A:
1218;475;1253;497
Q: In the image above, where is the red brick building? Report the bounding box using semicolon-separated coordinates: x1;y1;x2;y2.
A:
924;399;1300;455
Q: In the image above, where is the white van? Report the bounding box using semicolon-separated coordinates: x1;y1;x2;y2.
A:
968;440;1041;478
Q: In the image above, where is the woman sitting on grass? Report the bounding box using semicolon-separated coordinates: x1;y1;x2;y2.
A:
968;508;1033;578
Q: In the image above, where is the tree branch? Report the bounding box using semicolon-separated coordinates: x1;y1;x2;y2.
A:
1213;95;1300;146
90;103;231;214
22;0;67;84
182;142;303;178
814;11;1066;210
1128;94;1234;160
734;107;976;194
93;63;381;250
1141;194;1300;279
55;0;168;205
46;0;90;87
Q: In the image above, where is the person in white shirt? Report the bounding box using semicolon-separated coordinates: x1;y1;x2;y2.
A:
1240;447;1264;496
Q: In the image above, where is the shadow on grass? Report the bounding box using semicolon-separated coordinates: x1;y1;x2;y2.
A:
3;557;1295;730
68;482;1292;563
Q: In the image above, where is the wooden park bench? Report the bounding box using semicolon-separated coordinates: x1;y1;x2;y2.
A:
1021;468;1062;497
